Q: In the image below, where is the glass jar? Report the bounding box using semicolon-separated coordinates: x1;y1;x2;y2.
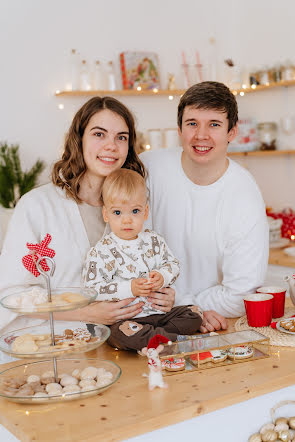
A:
281;60;295;81
269;64;281;83
258;66;270;85
249;68;259;86
257;122;277;150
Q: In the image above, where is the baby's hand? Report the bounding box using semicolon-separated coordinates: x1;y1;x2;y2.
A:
131;278;154;297
149;271;164;291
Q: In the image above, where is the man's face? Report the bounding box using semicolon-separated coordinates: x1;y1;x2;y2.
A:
178;106;237;169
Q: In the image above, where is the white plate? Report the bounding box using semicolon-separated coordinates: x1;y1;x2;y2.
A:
270;238;290;249
283;246;295;257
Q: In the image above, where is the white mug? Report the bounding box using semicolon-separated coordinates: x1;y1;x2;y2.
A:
163;128;179;148
148;129;163;150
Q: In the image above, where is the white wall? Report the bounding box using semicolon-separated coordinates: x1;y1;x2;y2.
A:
0;0;295;209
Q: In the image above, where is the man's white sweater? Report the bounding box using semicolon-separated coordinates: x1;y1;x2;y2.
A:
141;148;269;317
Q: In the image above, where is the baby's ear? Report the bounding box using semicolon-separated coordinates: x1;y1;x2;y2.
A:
144;204;149;221
141;347;148;355
102;206;109;223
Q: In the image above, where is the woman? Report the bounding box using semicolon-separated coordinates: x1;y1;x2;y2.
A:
0;97;175;331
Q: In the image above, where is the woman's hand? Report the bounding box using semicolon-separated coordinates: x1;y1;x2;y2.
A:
199;310;228;333
78;298;144;325
147;287;175;313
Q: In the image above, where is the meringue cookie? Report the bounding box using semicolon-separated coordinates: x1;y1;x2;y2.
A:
60;375;78;387
27;375;40;383
63;385;81;394
79;379;96;388
80;367;97;380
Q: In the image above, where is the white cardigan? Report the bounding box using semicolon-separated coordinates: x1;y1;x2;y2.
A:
0;183;101;330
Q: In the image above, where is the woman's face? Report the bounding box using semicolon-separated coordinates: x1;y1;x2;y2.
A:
82;109;130;179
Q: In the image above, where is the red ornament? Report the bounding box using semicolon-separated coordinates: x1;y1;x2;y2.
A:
268;208;295;240
22;234;55;277
147;334;170;349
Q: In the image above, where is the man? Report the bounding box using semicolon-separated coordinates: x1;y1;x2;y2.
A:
141;81;269;332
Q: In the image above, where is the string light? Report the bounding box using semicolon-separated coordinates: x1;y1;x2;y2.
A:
137;86;142;91
251;84;257;89
239;91;245;96
168;95;174;100
233;90;237;96
145;144;151;150
55;90;60;95
58;104;64;110
153;88;158;93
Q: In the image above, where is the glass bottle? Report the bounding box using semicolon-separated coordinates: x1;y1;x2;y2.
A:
80;60;91;91
106;61;116;91
65;48;79;91
92;60;104;90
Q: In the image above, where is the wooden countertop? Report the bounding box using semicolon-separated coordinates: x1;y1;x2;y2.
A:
1;317;295;442
269;247;295;268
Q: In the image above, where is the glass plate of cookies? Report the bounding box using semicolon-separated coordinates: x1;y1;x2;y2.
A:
0;321;110;358
277;318;295;334
0;358;121;404
0;286;97;313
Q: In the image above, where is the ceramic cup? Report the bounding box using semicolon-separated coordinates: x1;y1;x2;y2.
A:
256;286;286;318
244;293;273;327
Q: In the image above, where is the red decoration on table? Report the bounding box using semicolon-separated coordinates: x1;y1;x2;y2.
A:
268;208;295;240
147;335;171;349
22;234;55;277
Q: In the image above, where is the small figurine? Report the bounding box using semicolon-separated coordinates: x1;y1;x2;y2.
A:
167;73;176;90
141;335;171;391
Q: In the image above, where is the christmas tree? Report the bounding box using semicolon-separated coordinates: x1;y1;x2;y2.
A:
0;143;45;208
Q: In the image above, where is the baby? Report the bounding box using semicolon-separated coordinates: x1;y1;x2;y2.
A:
83;169;203;350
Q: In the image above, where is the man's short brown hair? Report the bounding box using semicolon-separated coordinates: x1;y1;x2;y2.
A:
177;81;238;132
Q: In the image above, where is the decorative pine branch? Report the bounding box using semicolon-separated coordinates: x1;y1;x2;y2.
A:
0;143;45;208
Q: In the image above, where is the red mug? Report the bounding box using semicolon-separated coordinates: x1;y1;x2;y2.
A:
244;293;273;327
256;286;286;318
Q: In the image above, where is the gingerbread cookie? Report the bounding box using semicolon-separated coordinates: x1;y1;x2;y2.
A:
161;357;185;372
280;318;295;332
227;346;253;360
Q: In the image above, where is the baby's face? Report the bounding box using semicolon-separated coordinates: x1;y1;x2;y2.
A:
103;188;148;240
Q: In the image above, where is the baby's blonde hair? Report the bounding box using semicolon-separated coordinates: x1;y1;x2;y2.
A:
102;169;147;206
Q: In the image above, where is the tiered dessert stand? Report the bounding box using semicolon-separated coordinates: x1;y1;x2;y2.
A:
0;258;121;404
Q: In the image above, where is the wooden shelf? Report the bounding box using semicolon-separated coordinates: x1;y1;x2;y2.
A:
228;149;295;157
55;79;295;97
55;89;185;97
233;79;295;95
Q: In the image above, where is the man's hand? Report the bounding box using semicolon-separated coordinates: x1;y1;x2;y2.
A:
149;271;164;291
131;278;154;297
200;310;228;333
